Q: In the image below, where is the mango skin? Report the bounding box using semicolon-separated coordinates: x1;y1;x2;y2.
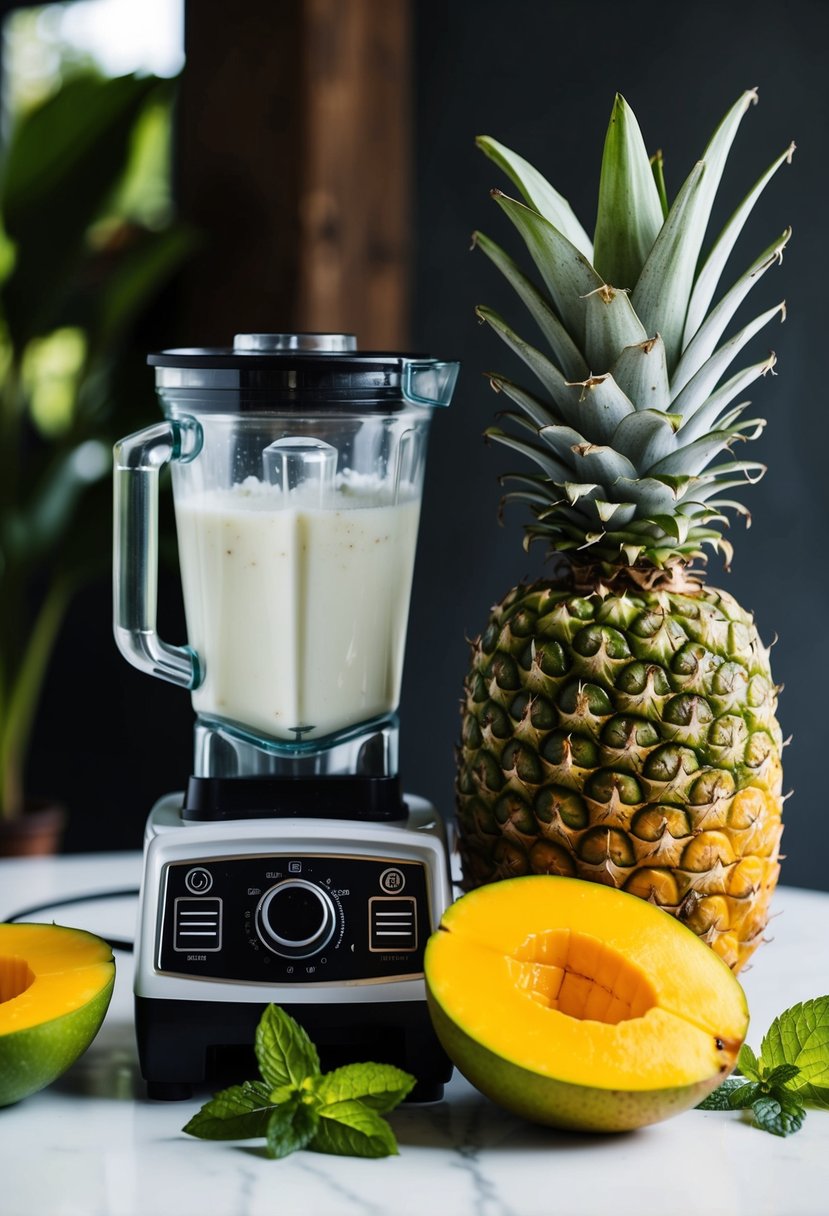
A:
0;923;115;1109
426;987;728;1133
0;975;114;1106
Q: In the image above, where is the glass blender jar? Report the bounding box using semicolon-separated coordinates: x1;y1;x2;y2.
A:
113;334;460;1100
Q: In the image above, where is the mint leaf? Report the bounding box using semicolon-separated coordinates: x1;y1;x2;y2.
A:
697;1078;750;1110
737;1043;760;1080
183;1006;408;1161
182;1080;274;1141
751;1092;806;1138
255;1004;320;1091
760;997;829;1109
265;1095;320;1160
314;1062;416;1113
726;1081;761;1110
311;1099;399;1158
764;1062;801;1088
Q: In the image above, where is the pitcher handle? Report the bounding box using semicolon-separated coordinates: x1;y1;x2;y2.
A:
113;417;203;689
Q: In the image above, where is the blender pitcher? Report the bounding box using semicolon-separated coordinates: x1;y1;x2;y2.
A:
113;334;458;784
114;333;460;1102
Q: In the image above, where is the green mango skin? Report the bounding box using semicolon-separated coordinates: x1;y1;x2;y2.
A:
426;989;727;1133
0;975;114;1107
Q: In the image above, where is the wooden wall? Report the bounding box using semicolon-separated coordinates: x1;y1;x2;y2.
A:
176;0;411;349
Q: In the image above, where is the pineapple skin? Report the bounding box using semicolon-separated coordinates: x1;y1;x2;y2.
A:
456;578;783;973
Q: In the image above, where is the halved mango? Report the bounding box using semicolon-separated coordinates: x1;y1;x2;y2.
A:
424;876;748;1132
0;923;115;1106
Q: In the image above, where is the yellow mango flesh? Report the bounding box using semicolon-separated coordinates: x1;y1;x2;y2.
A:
425;876;748;1132
0;923;115;1106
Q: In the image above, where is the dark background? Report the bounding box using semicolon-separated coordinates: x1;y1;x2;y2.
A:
29;0;829;893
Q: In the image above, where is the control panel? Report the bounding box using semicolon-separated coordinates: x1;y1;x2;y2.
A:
156;854;431;983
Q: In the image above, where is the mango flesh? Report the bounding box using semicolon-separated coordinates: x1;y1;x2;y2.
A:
424;876;748;1132
0;923;115;1106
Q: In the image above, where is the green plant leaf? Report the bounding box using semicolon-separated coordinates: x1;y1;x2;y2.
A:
475;305;581;424
265;1095;320;1160
633;88;759;372
472;230;588;380
313;1062;416;1114
583;284;648;376
630;160;706;373
760;997;829;1109
255;1004;320;1091
476;135;594;259
675;354;777;445
487;374;564;431
727;1081;762;1109
751;1092;806;1137
684;140;795;346
0;72;169;345
738;1043;761;1080
764;1063;801;1087
609;335;670;412
697;1077;750;1110
561;373;636;445
611;408;678;470
593;93;665;291
485;426;574;483
669;302;785;421
490;192;602;346
671;228;791;395
182;1080;275;1141
311;1100;399;1158
650;149;669;218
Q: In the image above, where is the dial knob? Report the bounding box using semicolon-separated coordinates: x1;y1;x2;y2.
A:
255;880;336;959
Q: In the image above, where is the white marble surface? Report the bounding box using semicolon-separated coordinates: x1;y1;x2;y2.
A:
1;851;828;1216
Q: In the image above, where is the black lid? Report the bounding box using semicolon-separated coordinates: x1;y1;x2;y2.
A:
147;333;456;409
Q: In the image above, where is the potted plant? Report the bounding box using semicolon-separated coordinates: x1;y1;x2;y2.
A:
0;70;196;855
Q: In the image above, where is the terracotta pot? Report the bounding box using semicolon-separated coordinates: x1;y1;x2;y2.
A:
0;798;67;857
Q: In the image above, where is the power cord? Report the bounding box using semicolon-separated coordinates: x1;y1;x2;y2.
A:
2;887;140;953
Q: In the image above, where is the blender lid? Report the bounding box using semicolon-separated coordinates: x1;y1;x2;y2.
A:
148;333;459;408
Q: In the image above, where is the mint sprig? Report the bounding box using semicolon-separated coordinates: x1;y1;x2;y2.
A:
183;1004;416;1159
697;995;829;1136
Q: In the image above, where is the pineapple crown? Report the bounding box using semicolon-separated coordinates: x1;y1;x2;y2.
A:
475;88;795;581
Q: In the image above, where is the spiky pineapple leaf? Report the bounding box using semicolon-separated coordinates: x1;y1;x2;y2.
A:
593;93;665;291
649;430;735;477
488;374;563;431
672;228;791;393
473;231;588;379
670;302;785;419
633;89;759;372
540;426;637;484
560;373;636;444
485;427;574;482
611;409;680;470
631;160;707;372
610;335;671;411
678;356;776;444
650;149;669;218
476;135;594;259
583;284;648;374
684;140;796;345
491;191;602;345
476;305;582;424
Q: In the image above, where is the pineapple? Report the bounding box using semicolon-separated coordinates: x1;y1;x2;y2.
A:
456;89;794;973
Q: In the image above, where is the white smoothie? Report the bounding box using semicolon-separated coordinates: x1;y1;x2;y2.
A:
174;475;422;742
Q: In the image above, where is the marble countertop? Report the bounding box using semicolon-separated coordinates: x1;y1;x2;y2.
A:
1;851;828;1216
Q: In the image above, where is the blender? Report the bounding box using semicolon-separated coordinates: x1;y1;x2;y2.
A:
113;333;459;1100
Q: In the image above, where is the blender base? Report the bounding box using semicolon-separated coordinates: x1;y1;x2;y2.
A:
133;793;455;1103
136;994;452;1103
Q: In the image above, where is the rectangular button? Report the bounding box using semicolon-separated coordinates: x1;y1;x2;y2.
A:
369;896;417;952
174;897;222;951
